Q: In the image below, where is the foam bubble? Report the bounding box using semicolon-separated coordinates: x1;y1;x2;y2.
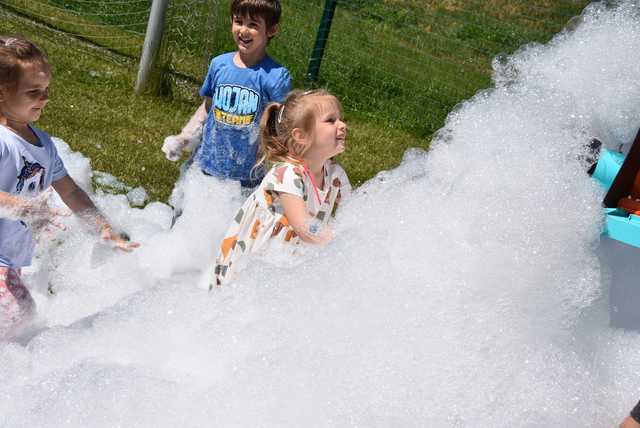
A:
2;2;640;426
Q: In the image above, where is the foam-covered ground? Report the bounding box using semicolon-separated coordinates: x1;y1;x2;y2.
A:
3;2;640;426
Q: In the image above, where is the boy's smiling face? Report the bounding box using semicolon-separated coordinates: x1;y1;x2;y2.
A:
231;14;278;66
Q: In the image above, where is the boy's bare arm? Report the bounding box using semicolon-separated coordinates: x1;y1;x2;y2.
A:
161;99;209;161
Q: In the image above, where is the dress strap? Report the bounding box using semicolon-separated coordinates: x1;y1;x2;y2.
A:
303;163;323;205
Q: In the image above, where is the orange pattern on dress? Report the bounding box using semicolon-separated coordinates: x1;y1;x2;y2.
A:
271;215;289;236
264;190;273;206
250;219;261;239
220;236;238;259
284;229;297;242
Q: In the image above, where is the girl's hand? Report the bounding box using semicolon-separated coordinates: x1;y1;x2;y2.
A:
100;225;140;252
301;218;333;244
17;189;70;231
280;193;334;245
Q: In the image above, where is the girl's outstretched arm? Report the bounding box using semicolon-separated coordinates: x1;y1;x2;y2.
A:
279;193;332;244
0;189;69;231
52;175;139;251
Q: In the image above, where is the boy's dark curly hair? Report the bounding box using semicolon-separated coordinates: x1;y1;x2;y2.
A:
230;0;281;30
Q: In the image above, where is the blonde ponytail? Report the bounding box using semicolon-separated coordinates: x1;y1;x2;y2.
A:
256;102;288;167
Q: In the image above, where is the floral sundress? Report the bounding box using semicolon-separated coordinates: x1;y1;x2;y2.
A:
212;159;351;287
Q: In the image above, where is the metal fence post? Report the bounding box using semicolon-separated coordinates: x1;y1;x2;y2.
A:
305;0;338;88
135;0;170;94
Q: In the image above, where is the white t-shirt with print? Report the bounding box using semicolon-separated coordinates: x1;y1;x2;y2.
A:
0;124;68;268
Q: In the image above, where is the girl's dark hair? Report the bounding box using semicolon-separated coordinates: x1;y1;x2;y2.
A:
0;36;51;91
257;89;341;166
230;0;281;30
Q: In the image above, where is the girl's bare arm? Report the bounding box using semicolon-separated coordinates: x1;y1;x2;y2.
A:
52;176;139;251
279;193;332;244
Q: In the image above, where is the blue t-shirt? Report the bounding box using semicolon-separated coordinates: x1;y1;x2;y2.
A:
198;52;291;183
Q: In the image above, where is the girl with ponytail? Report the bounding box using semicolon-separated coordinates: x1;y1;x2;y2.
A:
208;89;351;287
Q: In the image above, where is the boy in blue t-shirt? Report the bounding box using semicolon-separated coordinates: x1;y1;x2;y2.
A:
163;0;291;191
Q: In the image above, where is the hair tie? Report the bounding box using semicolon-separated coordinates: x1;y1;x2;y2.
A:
3;38;17;47
277;104;285;124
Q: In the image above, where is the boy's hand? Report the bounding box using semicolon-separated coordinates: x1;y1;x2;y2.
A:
162;101;207;161
161;135;188;161
100;225;140;252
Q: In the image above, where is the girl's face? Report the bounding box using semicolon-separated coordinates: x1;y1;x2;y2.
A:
0;63;50;125
303;97;347;161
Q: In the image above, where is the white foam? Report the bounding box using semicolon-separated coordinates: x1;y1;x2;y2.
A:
126;186;148;206
2;2;640;426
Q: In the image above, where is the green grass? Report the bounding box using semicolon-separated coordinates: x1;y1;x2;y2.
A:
0;0;590;201
0;11;195;201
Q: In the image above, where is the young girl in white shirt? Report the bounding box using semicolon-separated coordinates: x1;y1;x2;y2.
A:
0;36;138;338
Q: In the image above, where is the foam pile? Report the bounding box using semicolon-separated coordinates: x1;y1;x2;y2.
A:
2;2;640;426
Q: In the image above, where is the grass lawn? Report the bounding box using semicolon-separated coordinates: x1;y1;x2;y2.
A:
0;0;590;201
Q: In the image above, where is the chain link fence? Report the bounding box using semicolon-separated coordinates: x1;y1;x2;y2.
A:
0;0;592;194
0;0;590;131
0;0;215;85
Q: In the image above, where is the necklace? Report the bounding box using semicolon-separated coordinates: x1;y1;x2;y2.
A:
303;162;323;205
282;156;324;206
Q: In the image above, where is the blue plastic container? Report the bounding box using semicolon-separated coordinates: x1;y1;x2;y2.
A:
592;144;640;328
592;148;640;247
592;149;625;190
